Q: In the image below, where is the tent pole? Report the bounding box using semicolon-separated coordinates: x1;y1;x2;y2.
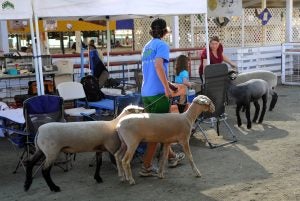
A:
106;16;110;68
286;0;293;42
34;13;45;95
204;13;210;64
29;17;40;95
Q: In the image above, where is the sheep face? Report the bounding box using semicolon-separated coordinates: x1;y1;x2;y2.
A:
228;70;238;80
192;95;215;113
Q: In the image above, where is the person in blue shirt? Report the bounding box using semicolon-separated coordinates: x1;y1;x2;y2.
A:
174;55;193;105
139;18;185;177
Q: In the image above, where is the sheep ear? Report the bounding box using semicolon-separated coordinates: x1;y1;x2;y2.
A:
193;95;211;105
127;107;144;113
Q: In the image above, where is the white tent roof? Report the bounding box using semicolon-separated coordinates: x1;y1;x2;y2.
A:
0;0;32;20
33;0;207;18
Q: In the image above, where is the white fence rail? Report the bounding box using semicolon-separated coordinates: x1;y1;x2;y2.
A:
281;43;300;86
225;46;282;75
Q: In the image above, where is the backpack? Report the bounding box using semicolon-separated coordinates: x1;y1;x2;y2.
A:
80;75;105;102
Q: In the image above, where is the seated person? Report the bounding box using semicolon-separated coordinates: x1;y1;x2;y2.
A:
172;55;194;104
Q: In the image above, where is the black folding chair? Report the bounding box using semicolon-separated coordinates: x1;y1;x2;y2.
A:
193;64;237;148
114;93;143;117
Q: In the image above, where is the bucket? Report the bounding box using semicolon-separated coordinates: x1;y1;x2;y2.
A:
187;89;196;103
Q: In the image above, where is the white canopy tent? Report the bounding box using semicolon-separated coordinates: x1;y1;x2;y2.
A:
32;0;209;93
0;0;44;95
0;0;32;20
33;0;207;18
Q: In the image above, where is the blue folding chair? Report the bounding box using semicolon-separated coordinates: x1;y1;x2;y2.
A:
11;95;72;174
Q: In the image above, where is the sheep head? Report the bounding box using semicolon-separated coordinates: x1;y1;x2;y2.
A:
192;95;215;113
118;105;144;119
228;70;238;80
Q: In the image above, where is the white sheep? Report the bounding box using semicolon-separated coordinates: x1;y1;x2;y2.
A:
114;95;215;185
232;70;278;111
24;105;144;192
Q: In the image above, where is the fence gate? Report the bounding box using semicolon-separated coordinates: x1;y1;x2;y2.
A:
282;43;300;85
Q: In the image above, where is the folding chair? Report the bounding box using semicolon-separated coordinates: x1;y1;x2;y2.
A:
115;93;145;160
23;95;73;172
193;63;237;148
114;93;143;117
57;82;115;120
88;93;143;167
0;108;26;173
56;82;96;120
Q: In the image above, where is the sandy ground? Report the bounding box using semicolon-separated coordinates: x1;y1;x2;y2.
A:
0;84;300;201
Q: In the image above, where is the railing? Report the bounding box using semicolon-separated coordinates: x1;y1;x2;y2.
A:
281;43;300;86
52;48;203;87
52;45;285;88
225;46;282;74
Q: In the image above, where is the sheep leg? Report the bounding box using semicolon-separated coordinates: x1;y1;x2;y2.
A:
258;94;267;124
42;165;60;192
181;139;201;177
236;104;242;127
109;152;116;166
24;150;44;191
269;91;278;111
252;101;260;123
94;152;103;183
245;104;251;129
122;145;138;185
158;143;170;179
114;144;126;181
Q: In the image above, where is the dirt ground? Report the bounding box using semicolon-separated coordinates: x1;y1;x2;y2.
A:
0;84;300;201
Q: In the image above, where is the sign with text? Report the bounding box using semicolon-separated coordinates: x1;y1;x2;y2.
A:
208;0;242;17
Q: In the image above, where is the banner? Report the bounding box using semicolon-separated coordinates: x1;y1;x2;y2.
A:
43;19;58;31
8;20;28;31
208;0;242;17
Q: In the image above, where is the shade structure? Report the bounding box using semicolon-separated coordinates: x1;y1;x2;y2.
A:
0;0;44;96
0;0;32;20
33;0;207;18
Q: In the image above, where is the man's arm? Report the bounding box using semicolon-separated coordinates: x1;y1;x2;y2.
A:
155;58;171;97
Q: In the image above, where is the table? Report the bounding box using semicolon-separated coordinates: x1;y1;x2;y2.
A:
101;88;134;98
0;108;25;137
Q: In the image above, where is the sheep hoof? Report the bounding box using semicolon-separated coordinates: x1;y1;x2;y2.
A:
94;176;103;183
24;181;32;192
195;170;202;177
247;125;252;129
238;123;242;127
129;179;136;185
50;185;61;192
158;173;165;179
120;176;126;182
258;121;263;124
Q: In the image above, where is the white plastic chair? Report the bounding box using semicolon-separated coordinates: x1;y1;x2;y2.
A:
56;82;96;117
